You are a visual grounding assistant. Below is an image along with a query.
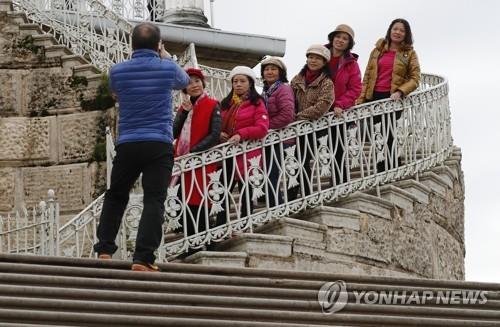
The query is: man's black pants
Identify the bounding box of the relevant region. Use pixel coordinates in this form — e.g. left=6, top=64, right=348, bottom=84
left=93, top=141, right=173, bottom=264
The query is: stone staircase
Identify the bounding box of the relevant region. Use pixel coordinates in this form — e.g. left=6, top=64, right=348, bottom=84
left=0, top=0, right=113, bottom=215
left=0, top=253, right=498, bottom=326
left=183, top=147, right=465, bottom=280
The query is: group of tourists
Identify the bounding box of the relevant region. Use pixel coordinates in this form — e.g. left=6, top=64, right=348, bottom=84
left=94, top=18, right=421, bottom=271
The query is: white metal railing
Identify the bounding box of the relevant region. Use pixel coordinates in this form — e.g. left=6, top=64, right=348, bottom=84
left=13, top=0, right=132, bottom=72
left=0, top=190, right=59, bottom=256
left=53, top=73, right=451, bottom=261
left=0, top=74, right=451, bottom=260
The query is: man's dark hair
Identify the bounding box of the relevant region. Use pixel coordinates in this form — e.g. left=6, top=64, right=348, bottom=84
left=131, top=23, right=161, bottom=51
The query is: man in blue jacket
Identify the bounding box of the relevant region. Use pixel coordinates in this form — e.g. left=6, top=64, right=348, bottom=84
left=94, top=22, right=190, bottom=271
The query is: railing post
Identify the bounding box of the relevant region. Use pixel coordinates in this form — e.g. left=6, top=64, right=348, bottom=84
left=47, top=189, right=60, bottom=256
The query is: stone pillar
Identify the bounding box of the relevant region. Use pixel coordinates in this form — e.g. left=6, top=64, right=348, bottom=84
left=161, top=0, right=210, bottom=28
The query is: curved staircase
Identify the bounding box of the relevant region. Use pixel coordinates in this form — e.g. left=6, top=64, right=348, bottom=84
left=0, top=253, right=498, bottom=326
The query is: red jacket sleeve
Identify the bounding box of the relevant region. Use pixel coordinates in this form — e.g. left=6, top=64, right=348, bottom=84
left=237, top=100, right=269, bottom=140
left=335, top=62, right=362, bottom=110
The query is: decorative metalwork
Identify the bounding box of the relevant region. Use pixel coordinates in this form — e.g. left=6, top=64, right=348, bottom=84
left=0, top=1, right=455, bottom=261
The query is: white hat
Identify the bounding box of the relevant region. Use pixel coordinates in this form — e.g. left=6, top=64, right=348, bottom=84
left=229, top=66, right=257, bottom=84
left=306, top=44, right=331, bottom=62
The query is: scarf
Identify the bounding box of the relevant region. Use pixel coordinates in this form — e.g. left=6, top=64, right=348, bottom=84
left=305, top=68, right=321, bottom=85
left=262, top=80, right=282, bottom=108
left=221, top=92, right=247, bottom=136
left=170, top=92, right=207, bottom=186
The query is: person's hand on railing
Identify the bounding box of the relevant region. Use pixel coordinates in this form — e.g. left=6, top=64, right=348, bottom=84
left=220, top=132, right=230, bottom=143
left=228, top=134, right=241, bottom=144
left=333, top=107, right=343, bottom=119
left=390, top=90, right=403, bottom=101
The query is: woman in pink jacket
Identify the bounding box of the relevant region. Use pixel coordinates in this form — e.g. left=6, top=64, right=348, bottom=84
left=260, top=56, right=295, bottom=207
left=216, top=66, right=269, bottom=226
left=325, top=24, right=362, bottom=184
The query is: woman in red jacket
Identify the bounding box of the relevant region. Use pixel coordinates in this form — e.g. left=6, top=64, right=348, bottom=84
left=325, top=24, right=362, bottom=184
left=172, top=68, right=221, bottom=241
left=216, top=66, right=269, bottom=227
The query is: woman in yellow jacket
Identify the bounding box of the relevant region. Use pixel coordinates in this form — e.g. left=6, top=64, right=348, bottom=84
left=358, top=18, right=420, bottom=103
left=358, top=18, right=420, bottom=172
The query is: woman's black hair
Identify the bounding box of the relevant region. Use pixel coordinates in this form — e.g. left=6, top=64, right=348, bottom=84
left=385, top=18, right=413, bottom=47
left=328, top=32, right=354, bottom=52
left=260, top=64, right=288, bottom=84
left=220, top=77, right=263, bottom=109
left=299, top=62, right=332, bottom=80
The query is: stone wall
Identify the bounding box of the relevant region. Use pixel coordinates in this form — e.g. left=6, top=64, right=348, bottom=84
left=0, top=162, right=106, bottom=213
left=203, top=149, right=466, bottom=280
left=0, top=111, right=111, bottom=164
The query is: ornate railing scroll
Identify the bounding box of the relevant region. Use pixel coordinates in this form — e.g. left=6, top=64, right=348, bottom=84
left=0, top=190, right=59, bottom=256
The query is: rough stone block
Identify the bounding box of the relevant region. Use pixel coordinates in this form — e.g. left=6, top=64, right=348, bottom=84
left=184, top=251, right=247, bottom=268
left=432, top=222, right=465, bottom=280
left=58, top=111, right=103, bottom=163
left=247, top=254, right=296, bottom=270
left=0, top=168, right=15, bottom=211
left=216, top=233, right=293, bottom=257
left=373, top=185, right=419, bottom=213
left=419, top=172, right=450, bottom=197
left=394, top=179, right=431, bottom=205
left=334, top=192, right=394, bottom=220
left=21, top=163, right=91, bottom=212
left=0, top=116, right=52, bottom=161
left=255, top=217, right=326, bottom=242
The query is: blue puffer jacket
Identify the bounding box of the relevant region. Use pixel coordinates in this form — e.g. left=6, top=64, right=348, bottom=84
left=109, top=49, right=190, bottom=145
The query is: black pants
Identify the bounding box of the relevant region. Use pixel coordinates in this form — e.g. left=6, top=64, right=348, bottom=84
left=287, top=129, right=328, bottom=200
left=215, top=159, right=253, bottom=227
left=371, top=91, right=402, bottom=171
left=147, top=0, right=158, bottom=21
left=264, top=143, right=291, bottom=207
left=330, top=124, right=347, bottom=185
left=94, top=141, right=173, bottom=264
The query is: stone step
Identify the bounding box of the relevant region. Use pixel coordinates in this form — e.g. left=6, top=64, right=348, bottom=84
left=44, top=44, right=72, bottom=58
left=333, top=191, right=395, bottom=220
left=0, top=254, right=499, bottom=326
left=255, top=217, right=327, bottom=242
left=31, top=34, right=57, bottom=47
left=302, top=206, right=361, bottom=231
left=6, top=11, right=26, bottom=24
left=86, top=73, right=104, bottom=88
left=0, top=0, right=12, bottom=11
left=61, top=54, right=89, bottom=69
left=393, top=178, right=431, bottom=204
left=419, top=171, right=451, bottom=197
left=214, top=233, right=293, bottom=258
left=366, top=184, right=420, bottom=212
left=431, top=165, right=458, bottom=187
left=17, top=23, right=42, bottom=37
left=183, top=251, right=247, bottom=267
left=72, top=64, right=101, bottom=78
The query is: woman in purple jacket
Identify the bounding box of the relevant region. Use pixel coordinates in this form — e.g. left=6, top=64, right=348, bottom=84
left=260, top=56, right=295, bottom=207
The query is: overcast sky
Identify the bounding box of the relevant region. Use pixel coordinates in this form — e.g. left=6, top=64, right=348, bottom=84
left=209, top=0, right=500, bottom=283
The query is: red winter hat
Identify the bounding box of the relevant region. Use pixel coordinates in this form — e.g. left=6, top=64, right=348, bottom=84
left=185, top=67, right=205, bottom=82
